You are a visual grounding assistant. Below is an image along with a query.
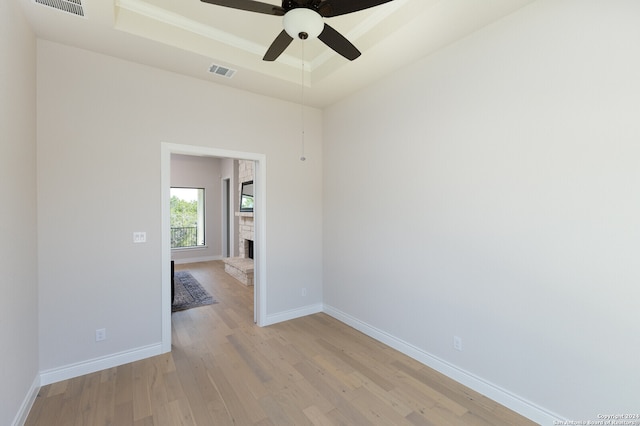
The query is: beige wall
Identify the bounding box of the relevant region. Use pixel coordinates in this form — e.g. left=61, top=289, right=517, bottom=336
left=17, top=0, right=640, bottom=422
left=170, top=154, right=224, bottom=263
left=0, top=0, right=39, bottom=424
left=36, top=40, right=323, bottom=373
left=323, top=0, right=640, bottom=421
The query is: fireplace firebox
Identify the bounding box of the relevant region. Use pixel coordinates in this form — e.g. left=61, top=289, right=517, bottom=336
left=245, top=239, right=254, bottom=259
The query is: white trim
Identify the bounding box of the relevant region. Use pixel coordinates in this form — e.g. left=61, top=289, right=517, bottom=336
left=322, top=304, right=563, bottom=425
left=264, top=303, right=323, bottom=326
left=116, top=0, right=305, bottom=70
left=39, top=343, right=162, bottom=386
left=12, top=375, right=40, bottom=426
left=161, top=143, right=267, bottom=336
left=172, top=255, right=222, bottom=265
left=310, top=0, right=410, bottom=70
left=117, top=0, right=407, bottom=72
left=221, top=177, right=231, bottom=258
left=171, top=245, right=210, bottom=251
left=161, top=145, right=172, bottom=352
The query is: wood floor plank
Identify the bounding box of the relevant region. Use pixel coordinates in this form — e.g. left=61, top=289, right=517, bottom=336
left=388, top=381, right=438, bottom=416
left=169, top=349, right=216, bottom=425
left=57, top=393, right=82, bottom=426
left=62, top=374, right=87, bottom=401
left=348, top=386, right=412, bottom=425
left=316, top=338, right=396, bottom=391
left=114, top=400, right=135, bottom=426
left=261, top=337, right=306, bottom=380
left=24, top=392, right=63, bottom=426
left=259, top=393, right=310, bottom=426
left=167, top=398, right=197, bottom=426
left=133, top=415, right=155, bottom=426
left=94, top=373, right=116, bottom=425
left=211, top=305, right=239, bottom=330
left=285, top=373, right=335, bottom=413
left=405, top=410, right=439, bottom=426
left=392, top=363, right=470, bottom=417
left=330, top=398, right=377, bottom=426
left=204, top=364, right=259, bottom=425
left=349, top=370, right=414, bottom=417
left=73, top=372, right=102, bottom=426
left=226, top=333, right=273, bottom=383
left=47, top=380, right=68, bottom=397
left=212, top=343, right=270, bottom=402
left=313, top=354, right=359, bottom=390
left=25, top=260, right=536, bottom=426
left=294, top=359, right=359, bottom=408
left=114, top=362, right=134, bottom=407
left=131, top=362, right=153, bottom=421
left=303, top=404, right=335, bottom=426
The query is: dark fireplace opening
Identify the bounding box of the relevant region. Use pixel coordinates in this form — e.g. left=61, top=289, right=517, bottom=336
left=247, top=239, right=254, bottom=259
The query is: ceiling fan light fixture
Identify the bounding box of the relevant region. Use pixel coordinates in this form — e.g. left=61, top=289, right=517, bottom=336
left=283, top=8, right=324, bottom=40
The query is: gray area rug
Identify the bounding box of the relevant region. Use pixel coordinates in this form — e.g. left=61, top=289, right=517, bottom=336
left=172, top=271, right=216, bottom=312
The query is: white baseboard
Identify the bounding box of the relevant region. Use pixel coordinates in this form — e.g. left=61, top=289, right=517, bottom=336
left=12, top=375, right=40, bottom=426
left=323, top=304, right=562, bottom=425
left=172, top=255, right=222, bottom=265
left=264, top=303, right=323, bottom=326
left=39, top=343, right=163, bottom=386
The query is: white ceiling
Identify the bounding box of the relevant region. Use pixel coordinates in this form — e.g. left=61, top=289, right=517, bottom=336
left=21, top=0, right=535, bottom=108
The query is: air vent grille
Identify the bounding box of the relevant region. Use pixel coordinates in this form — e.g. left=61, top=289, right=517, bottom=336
left=209, top=64, right=236, bottom=79
left=35, top=0, right=84, bottom=16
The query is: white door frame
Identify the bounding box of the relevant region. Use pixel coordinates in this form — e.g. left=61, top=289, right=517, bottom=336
left=221, top=177, right=231, bottom=258
left=160, top=143, right=267, bottom=353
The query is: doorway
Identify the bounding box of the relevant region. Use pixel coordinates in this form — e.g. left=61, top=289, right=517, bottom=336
left=160, top=143, right=267, bottom=353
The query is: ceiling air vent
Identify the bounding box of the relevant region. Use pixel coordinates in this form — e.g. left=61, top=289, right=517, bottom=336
left=209, top=64, right=236, bottom=79
left=35, top=0, right=84, bottom=16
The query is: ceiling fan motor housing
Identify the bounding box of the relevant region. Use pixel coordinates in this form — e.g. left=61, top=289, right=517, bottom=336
left=283, top=8, right=324, bottom=40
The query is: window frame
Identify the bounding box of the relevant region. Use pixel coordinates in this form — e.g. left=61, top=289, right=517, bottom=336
left=170, top=187, right=206, bottom=249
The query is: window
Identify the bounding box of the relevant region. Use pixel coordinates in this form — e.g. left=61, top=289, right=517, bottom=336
left=170, top=187, right=205, bottom=248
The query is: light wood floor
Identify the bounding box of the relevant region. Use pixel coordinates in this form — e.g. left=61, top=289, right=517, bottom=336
left=26, top=260, right=536, bottom=426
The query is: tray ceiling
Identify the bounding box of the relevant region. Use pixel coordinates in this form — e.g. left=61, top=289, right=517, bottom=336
left=21, top=0, right=535, bottom=107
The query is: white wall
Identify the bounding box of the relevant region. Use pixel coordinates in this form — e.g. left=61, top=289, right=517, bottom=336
left=221, top=158, right=239, bottom=257
left=37, top=40, right=323, bottom=374
left=0, top=0, right=39, bottom=424
left=323, top=0, right=640, bottom=422
left=170, top=154, right=223, bottom=263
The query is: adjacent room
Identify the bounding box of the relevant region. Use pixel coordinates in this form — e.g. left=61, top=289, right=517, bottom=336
left=3, top=0, right=639, bottom=425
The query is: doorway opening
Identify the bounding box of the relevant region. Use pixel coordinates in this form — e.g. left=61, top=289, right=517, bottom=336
left=161, top=143, right=267, bottom=353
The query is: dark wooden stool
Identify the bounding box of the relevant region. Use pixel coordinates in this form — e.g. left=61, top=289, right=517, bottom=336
left=171, top=260, right=175, bottom=304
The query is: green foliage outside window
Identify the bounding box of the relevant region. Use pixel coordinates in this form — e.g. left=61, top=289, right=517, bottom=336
left=170, top=196, right=198, bottom=228
left=170, top=188, right=204, bottom=248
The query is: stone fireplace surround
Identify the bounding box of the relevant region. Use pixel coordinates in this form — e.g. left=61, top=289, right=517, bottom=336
left=223, top=160, right=254, bottom=286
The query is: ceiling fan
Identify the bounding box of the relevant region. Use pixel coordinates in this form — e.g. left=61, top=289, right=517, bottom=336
left=200, top=0, right=395, bottom=61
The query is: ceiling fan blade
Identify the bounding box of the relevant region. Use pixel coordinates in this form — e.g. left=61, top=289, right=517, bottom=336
left=263, top=30, right=294, bottom=61
left=317, top=0, right=394, bottom=17
left=317, top=23, right=361, bottom=61
left=200, top=0, right=285, bottom=16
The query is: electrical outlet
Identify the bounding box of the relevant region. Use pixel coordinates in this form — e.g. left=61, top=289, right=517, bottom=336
left=96, top=328, right=107, bottom=342
left=453, top=335, right=463, bottom=352
left=133, top=232, right=146, bottom=243
left=301, top=288, right=307, bottom=297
